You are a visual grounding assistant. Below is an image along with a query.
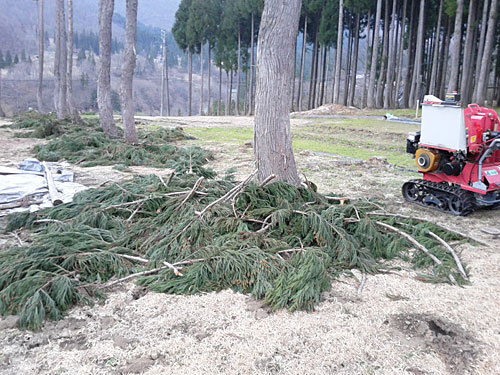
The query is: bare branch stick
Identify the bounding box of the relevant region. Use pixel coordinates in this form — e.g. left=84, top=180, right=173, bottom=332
left=175, top=177, right=204, bottom=212
left=375, top=221, right=458, bottom=285
left=368, top=212, right=491, bottom=248
left=101, top=266, right=169, bottom=289
left=259, top=174, right=276, bottom=187
left=428, top=231, right=468, bottom=280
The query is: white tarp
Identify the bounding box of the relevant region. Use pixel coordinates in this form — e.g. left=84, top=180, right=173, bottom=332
left=0, top=159, right=87, bottom=216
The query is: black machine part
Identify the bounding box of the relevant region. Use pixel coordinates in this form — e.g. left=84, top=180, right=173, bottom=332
left=442, top=162, right=462, bottom=176
left=406, top=131, right=421, bottom=155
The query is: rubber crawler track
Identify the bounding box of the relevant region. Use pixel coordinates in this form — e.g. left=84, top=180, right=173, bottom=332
left=402, top=179, right=476, bottom=216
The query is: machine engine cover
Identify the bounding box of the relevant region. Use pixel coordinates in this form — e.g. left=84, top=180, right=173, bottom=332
left=415, top=148, right=440, bottom=172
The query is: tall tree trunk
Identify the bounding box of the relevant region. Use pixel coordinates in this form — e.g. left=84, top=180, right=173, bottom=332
left=37, top=0, right=44, bottom=112
left=207, top=47, right=211, bottom=115
left=320, top=43, right=328, bottom=105
left=438, top=18, right=452, bottom=98
left=0, top=70, right=5, bottom=117
left=297, top=16, right=307, bottom=111
left=254, top=0, right=301, bottom=186
left=333, top=0, right=344, bottom=104
left=403, top=0, right=417, bottom=107
left=429, top=0, right=443, bottom=95
left=229, top=70, right=233, bottom=114
left=67, top=0, right=81, bottom=123
left=367, top=0, right=382, bottom=108
left=348, top=13, right=360, bottom=107
left=475, top=0, right=498, bottom=105
left=460, top=0, right=476, bottom=104
left=394, top=0, right=407, bottom=107
left=362, top=10, right=371, bottom=108
left=473, top=0, right=490, bottom=101
left=376, top=0, right=390, bottom=108
left=409, top=0, right=426, bottom=107
left=225, top=70, right=230, bottom=115
left=218, top=66, right=222, bottom=115
left=200, top=43, right=204, bottom=115
left=308, top=24, right=319, bottom=109
left=447, top=0, right=464, bottom=92
left=343, top=16, right=353, bottom=106
left=161, top=35, right=170, bottom=116
left=55, top=0, right=68, bottom=119
left=236, top=30, right=241, bottom=116
left=188, top=49, right=192, bottom=116
left=315, top=44, right=322, bottom=107
left=247, top=12, right=255, bottom=115
left=121, top=0, right=138, bottom=144
left=97, top=0, right=117, bottom=135
left=384, top=0, right=398, bottom=108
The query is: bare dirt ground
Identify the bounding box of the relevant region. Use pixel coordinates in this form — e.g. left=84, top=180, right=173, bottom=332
left=0, top=116, right=499, bottom=375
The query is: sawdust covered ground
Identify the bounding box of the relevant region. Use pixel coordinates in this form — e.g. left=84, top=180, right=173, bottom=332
left=0, top=117, right=499, bottom=375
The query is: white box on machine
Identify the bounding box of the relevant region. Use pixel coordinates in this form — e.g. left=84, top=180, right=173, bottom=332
left=420, top=104, right=467, bottom=152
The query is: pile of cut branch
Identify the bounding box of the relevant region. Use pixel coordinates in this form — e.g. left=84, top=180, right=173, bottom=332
left=1, top=172, right=470, bottom=330
left=8, top=112, right=214, bottom=177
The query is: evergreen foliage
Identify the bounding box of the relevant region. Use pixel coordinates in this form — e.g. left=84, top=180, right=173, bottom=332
left=9, top=113, right=215, bottom=177
left=2, top=173, right=470, bottom=330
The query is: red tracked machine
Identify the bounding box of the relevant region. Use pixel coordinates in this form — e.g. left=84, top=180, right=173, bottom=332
left=403, top=93, right=500, bottom=215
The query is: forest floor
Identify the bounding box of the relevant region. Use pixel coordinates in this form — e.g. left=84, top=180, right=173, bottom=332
left=0, top=114, right=499, bottom=375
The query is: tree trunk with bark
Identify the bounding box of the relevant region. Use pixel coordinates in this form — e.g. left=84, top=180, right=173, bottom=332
left=37, top=0, right=44, bottom=112
left=236, top=30, right=241, bottom=116
left=67, top=0, right=82, bottom=123
left=98, top=0, right=117, bottom=136
left=247, top=13, right=255, bottom=115
left=188, top=49, right=192, bottom=115
left=120, top=0, right=138, bottom=144
left=394, top=0, right=407, bottom=107
left=428, top=0, right=443, bottom=95
left=473, top=0, right=490, bottom=101
left=297, top=16, right=307, bottom=112
left=308, top=25, right=319, bottom=109
left=438, top=18, right=452, bottom=98
left=402, top=0, right=416, bottom=107
left=447, top=0, right=464, bottom=92
left=254, top=0, right=301, bottom=186
left=409, top=0, right=426, bottom=107
left=376, top=0, right=390, bottom=108
left=333, top=0, right=344, bottom=104
left=207, top=47, right=211, bottom=115
left=367, top=0, right=382, bottom=108
left=475, top=0, right=498, bottom=105
left=383, top=0, right=398, bottom=108
left=55, top=0, right=68, bottom=119
left=200, top=43, right=204, bottom=115
left=348, top=13, right=360, bottom=107
left=343, top=17, right=353, bottom=106
left=361, top=10, right=371, bottom=108
left=460, top=0, right=476, bottom=104
left=218, top=66, right=222, bottom=115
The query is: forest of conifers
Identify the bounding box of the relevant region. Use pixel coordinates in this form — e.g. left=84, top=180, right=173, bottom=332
left=172, top=0, right=499, bottom=114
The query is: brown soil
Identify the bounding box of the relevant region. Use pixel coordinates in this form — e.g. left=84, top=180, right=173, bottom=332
left=1, top=118, right=499, bottom=375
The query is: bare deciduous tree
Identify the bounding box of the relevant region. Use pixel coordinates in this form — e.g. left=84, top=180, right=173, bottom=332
left=98, top=0, right=118, bottom=136
left=254, top=0, right=301, bottom=186
left=121, top=0, right=139, bottom=144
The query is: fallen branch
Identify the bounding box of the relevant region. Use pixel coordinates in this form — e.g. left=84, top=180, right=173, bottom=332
left=166, top=171, right=258, bottom=250
left=368, top=212, right=491, bottom=248
left=375, top=221, right=458, bottom=285
left=12, top=231, right=24, bottom=246
left=428, top=231, right=468, bottom=281
left=259, top=174, right=276, bottom=187
left=175, top=177, right=204, bottom=212
left=101, top=265, right=169, bottom=289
